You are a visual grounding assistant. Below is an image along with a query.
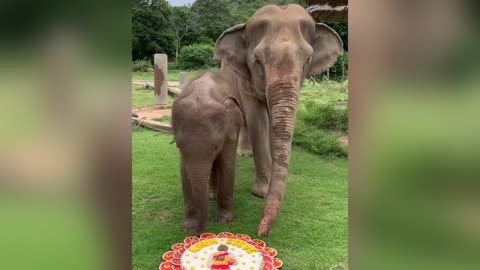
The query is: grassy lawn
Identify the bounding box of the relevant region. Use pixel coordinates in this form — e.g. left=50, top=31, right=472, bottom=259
left=132, top=70, right=348, bottom=110
left=132, top=84, right=174, bottom=108
left=132, top=69, right=213, bottom=108
left=300, top=80, right=348, bottom=109
left=153, top=116, right=171, bottom=123
left=132, top=128, right=348, bottom=270
left=133, top=69, right=213, bottom=81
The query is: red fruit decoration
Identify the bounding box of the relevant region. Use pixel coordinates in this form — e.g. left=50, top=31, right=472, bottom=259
left=158, top=232, right=283, bottom=269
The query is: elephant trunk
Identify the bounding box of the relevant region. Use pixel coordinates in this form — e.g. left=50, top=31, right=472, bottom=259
left=258, top=65, right=301, bottom=236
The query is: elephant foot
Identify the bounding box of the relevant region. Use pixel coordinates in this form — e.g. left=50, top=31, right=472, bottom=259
left=251, top=181, right=269, bottom=198
left=182, top=219, right=204, bottom=235
left=237, top=148, right=253, bottom=157
left=217, top=208, right=234, bottom=223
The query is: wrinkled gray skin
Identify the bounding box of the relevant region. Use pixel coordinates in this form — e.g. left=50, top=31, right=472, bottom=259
left=172, top=71, right=244, bottom=235
left=237, top=125, right=253, bottom=157
left=214, top=4, right=343, bottom=235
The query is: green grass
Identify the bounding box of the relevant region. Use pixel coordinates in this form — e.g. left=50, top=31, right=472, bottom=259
left=132, top=128, right=348, bottom=270
left=132, top=85, right=154, bottom=107
left=153, top=116, right=171, bottom=123
left=133, top=69, right=213, bottom=81
left=132, top=70, right=347, bottom=109
left=132, top=69, right=212, bottom=108
left=0, top=197, right=106, bottom=270
left=300, top=80, right=348, bottom=110
left=294, top=121, right=347, bottom=158
left=132, top=85, right=175, bottom=108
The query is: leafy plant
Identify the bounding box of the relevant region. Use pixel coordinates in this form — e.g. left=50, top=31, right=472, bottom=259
left=132, top=59, right=152, bottom=72
left=293, top=121, right=347, bottom=157
left=177, top=44, right=217, bottom=70
left=299, top=102, right=348, bottom=132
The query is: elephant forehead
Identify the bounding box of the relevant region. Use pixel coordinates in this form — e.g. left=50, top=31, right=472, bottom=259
left=246, top=6, right=315, bottom=44
left=253, top=3, right=309, bottom=17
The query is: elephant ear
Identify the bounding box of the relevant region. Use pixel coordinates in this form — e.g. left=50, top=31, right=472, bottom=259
left=214, top=24, right=250, bottom=80
left=308, top=23, right=344, bottom=77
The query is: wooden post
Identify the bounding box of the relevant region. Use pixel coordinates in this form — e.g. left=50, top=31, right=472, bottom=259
left=154, top=54, right=168, bottom=109
left=179, top=72, right=188, bottom=89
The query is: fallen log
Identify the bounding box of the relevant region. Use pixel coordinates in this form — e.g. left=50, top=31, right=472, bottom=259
left=132, top=118, right=172, bottom=134
left=168, top=87, right=181, bottom=96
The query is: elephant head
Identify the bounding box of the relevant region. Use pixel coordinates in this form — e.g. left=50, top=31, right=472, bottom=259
left=214, top=4, right=343, bottom=235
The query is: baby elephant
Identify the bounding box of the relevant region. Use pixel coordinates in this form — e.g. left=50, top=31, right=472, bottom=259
left=172, top=71, right=244, bottom=235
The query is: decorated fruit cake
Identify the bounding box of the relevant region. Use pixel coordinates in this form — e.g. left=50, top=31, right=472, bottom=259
left=159, top=232, right=283, bottom=270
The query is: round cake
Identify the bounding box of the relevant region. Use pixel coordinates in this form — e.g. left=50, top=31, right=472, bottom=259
left=181, top=236, right=264, bottom=270
left=159, top=232, right=283, bottom=270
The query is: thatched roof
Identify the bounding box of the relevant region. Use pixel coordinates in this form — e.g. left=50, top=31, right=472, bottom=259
left=303, top=0, right=348, bottom=23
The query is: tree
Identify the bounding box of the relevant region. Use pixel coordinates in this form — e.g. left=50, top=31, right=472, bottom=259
left=132, top=0, right=175, bottom=60
left=170, top=6, right=199, bottom=63
left=191, top=0, right=235, bottom=42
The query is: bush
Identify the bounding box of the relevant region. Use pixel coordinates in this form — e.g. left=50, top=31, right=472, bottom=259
left=132, top=59, right=151, bottom=72
left=293, top=121, right=347, bottom=157
left=194, top=36, right=215, bottom=46
left=168, top=61, right=180, bottom=70
left=293, top=101, right=348, bottom=157
left=299, top=102, right=348, bottom=132
left=177, top=44, right=218, bottom=70
left=338, top=108, right=348, bottom=133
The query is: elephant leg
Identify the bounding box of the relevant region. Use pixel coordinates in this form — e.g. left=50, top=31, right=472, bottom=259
left=208, top=168, right=217, bottom=200
left=215, top=137, right=238, bottom=223
left=180, top=155, right=210, bottom=235
left=237, top=124, right=253, bottom=157
left=243, top=95, right=272, bottom=198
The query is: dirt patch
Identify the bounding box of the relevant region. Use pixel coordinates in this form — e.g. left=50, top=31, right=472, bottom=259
left=338, top=135, right=348, bottom=146
left=133, top=107, right=172, bottom=121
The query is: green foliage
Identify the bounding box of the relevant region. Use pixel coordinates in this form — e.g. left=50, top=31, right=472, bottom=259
left=225, top=0, right=305, bottom=24
left=177, top=44, right=218, bottom=70
left=170, top=6, right=199, bottom=61
left=293, top=101, right=348, bottom=157
left=132, top=0, right=175, bottom=60
left=131, top=0, right=348, bottom=69
left=193, top=35, right=215, bottom=46
left=191, top=0, right=235, bottom=42
left=293, top=121, right=347, bottom=157
left=299, top=101, right=348, bottom=132
left=168, top=61, right=180, bottom=70
left=132, top=59, right=151, bottom=72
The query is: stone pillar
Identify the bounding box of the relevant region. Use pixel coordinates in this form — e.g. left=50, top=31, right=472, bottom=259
left=154, top=54, right=168, bottom=109
left=179, top=72, right=188, bottom=89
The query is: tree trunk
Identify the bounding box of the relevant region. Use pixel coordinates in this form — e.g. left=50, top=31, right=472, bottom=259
left=175, top=32, right=180, bottom=64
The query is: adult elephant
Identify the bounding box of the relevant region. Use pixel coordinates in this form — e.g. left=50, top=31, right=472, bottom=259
left=214, top=4, right=343, bottom=236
